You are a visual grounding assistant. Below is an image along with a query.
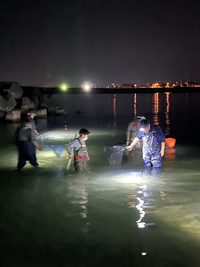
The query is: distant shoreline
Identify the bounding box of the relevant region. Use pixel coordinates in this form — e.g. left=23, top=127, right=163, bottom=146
left=21, top=86, right=200, bottom=94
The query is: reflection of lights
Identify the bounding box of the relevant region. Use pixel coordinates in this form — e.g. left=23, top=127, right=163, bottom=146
left=113, top=94, right=117, bottom=128
left=140, top=127, right=145, bottom=131
left=142, top=252, right=147, bottom=256
left=79, top=187, right=88, bottom=219
left=121, top=173, right=143, bottom=184
left=133, top=93, right=137, bottom=118
left=136, top=197, right=146, bottom=228
left=165, top=92, right=171, bottom=137
left=113, top=94, right=116, bottom=116
left=164, top=148, right=176, bottom=163
left=159, top=191, right=166, bottom=197
left=41, top=131, right=69, bottom=140
left=128, top=202, right=136, bottom=208
left=137, top=222, right=145, bottom=228
left=92, top=170, right=144, bottom=187
left=68, top=181, right=88, bottom=220
left=153, top=93, right=159, bottom=126
left=139, top=185, right=147, bottom=189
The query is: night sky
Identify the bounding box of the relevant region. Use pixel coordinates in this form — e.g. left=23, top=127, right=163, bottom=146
left=1, top=0, right=200, bottom=87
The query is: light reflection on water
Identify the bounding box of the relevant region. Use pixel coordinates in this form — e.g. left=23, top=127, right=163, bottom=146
left=165, top=92, right=171, bottom=137
left=0, top=92, right=200, bottom=266
left=152, top=92, right=159, bottom=126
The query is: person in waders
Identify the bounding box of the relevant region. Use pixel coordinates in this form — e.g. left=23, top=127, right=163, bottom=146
left=128, top=119, right=165, bottom=172
left=16, top=118, right=42, bottom=170
left=27, top=111, right=39, bottom=135
left=126, top=116, right=146, bottom=149
left=66, top=128, right=90, bottom=171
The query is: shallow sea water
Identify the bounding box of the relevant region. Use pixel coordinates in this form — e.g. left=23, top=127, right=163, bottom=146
left=1, top=92, right=200, bottom=266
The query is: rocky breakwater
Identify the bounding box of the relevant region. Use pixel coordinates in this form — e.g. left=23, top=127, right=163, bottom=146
left=0, top=82, right=47, bottom=122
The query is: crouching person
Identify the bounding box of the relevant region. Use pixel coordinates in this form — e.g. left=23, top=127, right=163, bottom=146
left=66, top=128, right=90, bottom=171
left=17, top=118, right=42, bottom=170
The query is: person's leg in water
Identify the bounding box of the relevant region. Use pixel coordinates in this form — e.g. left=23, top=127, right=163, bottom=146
left=29, top=153, right=39, bottom=166
left=17, top=150, right=26, bottom=169
left=74, top=158, right=88, bottom=172
left=143, top=152, right=152, bottom=174
left=151, top=152, right=162, bottom=175
left=74, top=158, right=83, bottom=171
left=28, top=145, right=38, bottom=167
left=17, top=143, right=26, bottom=169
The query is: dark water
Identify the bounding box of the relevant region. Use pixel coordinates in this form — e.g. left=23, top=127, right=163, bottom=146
left=1, top=92, right=200, bottom=267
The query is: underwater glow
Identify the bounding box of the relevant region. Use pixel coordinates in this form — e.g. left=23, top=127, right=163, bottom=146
left=41, top=129, right=77, bottom=140
left=121, top=172, right=143, bottom=184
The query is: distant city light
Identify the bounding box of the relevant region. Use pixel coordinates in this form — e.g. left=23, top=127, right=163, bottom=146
left=81, top=81, right=92, bottom=92
left=60, top=83, right=69, bottom=91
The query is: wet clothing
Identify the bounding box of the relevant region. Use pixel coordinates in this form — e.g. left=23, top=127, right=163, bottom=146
left=66, top=138, right=88, bottom=171
left=17, top=126, right=38, bottom=169
left=126, top=118, right=143, bottom=148
left=137, top=125, right=165, bottom=168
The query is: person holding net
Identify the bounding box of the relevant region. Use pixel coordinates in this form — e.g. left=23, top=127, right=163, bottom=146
left=128, top=119, right=165, bottom=171
left=66, top=128, right=90, bottom=171
left=16, top=118, right=42, bottom=170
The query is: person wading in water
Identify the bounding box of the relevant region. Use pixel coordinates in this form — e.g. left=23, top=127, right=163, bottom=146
left=66, top=128, right=90, bottom=171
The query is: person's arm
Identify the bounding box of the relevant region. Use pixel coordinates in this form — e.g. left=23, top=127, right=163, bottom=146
left=34, top=129, right=39, bottom=135
left=66, top=143, right=73, bottom=159
left=126, top=123, right=132, bottom=146
left=29, top=119, right=39, bottom=134
left=85, top=149, right=89, bottom=158
left=31, top=130, right=42, bottom=151
left=156, top=127, right=165, bottom=157
left=34, top=142, right=43, bottom=151
left=85, top=147, right=90, bottom=161
left=66, top=139, right=78, bottom=159
left=160, top=142, right=165, bottom=157
left=128, top=137, right=140, bottom=150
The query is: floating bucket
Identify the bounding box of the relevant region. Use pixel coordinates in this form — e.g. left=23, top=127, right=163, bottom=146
left=165, top=138, right=176, bottom=148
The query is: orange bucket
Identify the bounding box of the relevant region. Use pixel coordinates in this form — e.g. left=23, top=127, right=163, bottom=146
left=165, top=138, right=176, bottom=148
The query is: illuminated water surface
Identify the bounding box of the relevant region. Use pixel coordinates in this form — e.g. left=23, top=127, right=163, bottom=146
left=0, top=92, right=200, bottom=266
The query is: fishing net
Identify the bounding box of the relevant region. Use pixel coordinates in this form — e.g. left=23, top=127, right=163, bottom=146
left=39, top=134, right=65, bottom=158
left=43, top=145, right=65, bottom=158
left=36, top=134, right=48, bottom=148
left=103, top=146, right=125, bottom=167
